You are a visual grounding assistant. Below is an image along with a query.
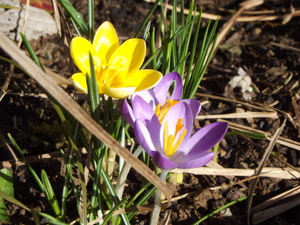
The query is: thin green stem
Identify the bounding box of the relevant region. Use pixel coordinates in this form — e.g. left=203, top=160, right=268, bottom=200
left=149, top=169, right=170, bottom=225
left=191, top=194, right=255, bottom=225
left=116, top=145, right=144, bottom=199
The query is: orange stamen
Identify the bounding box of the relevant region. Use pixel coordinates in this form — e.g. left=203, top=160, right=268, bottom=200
left=163, top=118, right=187, bottom=158
left=154, top=99, right=179, bottom=123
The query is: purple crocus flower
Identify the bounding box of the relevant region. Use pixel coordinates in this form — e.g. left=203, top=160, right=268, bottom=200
left=132, top=100, right=228, bottom=170
left=120, top=72, right=228, bottom=170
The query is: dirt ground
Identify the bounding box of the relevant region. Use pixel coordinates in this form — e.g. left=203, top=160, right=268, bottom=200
left=1, top=0, right=300, bottom=224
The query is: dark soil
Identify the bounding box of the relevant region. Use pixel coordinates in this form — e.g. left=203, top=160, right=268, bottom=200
left=1, top=0, right=300, bottom=224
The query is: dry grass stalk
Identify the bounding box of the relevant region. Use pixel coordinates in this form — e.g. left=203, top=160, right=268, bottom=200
left=195, top=93, right=276, bottom=112
left=251, top=185, right=300, bottom=214
left=251, top=185, right=300, bottom=224
left=196, top=111, right=278, bottom=119
left=252, top=190, right=300, bottom=224
left=172, top=166, right=300, bottom=180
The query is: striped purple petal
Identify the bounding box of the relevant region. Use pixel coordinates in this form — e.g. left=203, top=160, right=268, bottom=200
left=182, top=99, right=201, bottom=118
left=132, top=95, right=155, bottom=125
left=176, top=152, right=215, bottom=169
left=132, top=89, right=156, bottom=109
left=120, top=99, right=135, bottom=127
left=134, top=119, right=156, bottom=157
left=184, top=122, right=228, bottom=157
left=151, top=151, right=178, bottom=170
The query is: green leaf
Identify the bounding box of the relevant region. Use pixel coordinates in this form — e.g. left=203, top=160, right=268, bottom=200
left=101, top=168, right=130, bottom=225
left=87, top=0, right=94, bottom=41
left=191, top=194, right=255, bottom=224
left=58, top=0, right=88, bottom=35
left=0, top=4, right=22, bottom=9
left=86, top=52, right=100, bottom=116
left=0, top=169, right=14, bottom=221
left=20, top=33, right=44, bottom=71
left=7, top=134, right=45, bottom=192
left=102, top=198, right=128, bottom=225
left=225, top=131, right=267, bottom=140
left=134, top=0, right=162, bottom=38
left=41, top=170, right=62, bottom=219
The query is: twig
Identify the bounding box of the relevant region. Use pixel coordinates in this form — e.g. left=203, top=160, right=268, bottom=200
left=195, top=93, right=275, bottom=112
left=292, top=97, right=300, bottom=137
left=18, top=0, right=30, bottom=45
left=252, top=191, right=300, bottom=224
left=196, top=111, right=278, bottom=119
left=251, top=185, right=300, bottom=214
left=270, top=41, right=300, bottom=54
left=172, top=166, right=300, bottom=180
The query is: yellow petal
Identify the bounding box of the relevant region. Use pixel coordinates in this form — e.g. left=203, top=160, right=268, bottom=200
left=100, top=86, right=136, bottom=99
left=93, top=21, right=119, bottom=63
left=71, top=73, right=88, bottom=94
left=132, top=69, right=163, bottom=92
left=70, top=37, right=100, bottom=74
left=108, top=38, right=146, bottom=77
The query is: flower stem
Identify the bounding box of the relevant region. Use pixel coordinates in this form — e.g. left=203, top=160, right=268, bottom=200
left=150, top=169, right=170, bottom=225
left=116, top=145, right=144, bottom=199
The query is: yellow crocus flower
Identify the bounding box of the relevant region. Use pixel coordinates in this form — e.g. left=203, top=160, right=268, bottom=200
left=70, top=21, right=162, bottom=99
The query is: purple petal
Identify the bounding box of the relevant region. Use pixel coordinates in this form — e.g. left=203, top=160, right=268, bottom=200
left=153, top=72, right=183, bottom=104
left=132, top=95, right=155, bottom=125
left=132, top=89, right=157, bottom=110
left=176, top=152, right=215, bottom=169
left=182, top=99, right=201, bottom=118
left=185, top=122, right=228, bottom=157
left=120, top=99, right=135, bottom=127
left=151, top=151, right=178, bottom=170
left=134, top=119, right=156, bottom=157
left=146, top=115, right=164, bottom=154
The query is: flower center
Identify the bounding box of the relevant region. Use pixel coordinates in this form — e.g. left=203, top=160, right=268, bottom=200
left=163, top=119, right=187, bottom=158
left=154, top=99, right=179, bottom=123
left=99, top=62, right=118, bottom=87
